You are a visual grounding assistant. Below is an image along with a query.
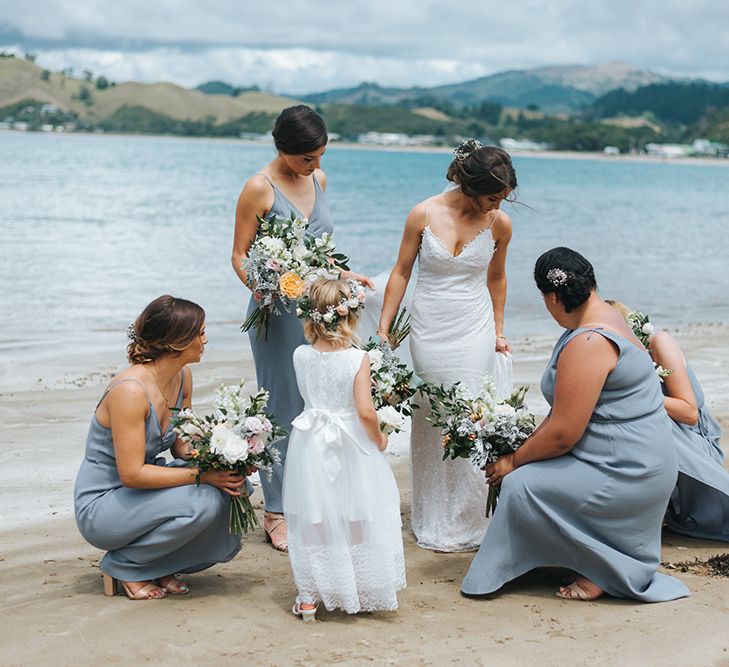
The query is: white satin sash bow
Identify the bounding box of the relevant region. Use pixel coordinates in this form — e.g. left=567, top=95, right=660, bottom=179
left=292, top=408, right=370, bottom=481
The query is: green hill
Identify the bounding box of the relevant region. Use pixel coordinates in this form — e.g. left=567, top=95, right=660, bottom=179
left=302, top=63, right=672, bottom=114
left=587, top=81, right=729, bottom=125
left=0, top=57, right=297, bottom=124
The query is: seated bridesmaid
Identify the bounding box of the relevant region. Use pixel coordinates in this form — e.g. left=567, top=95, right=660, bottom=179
left=608, top=300, right=729, bottom=542
left=461, top=247, right=689, bottom=602
left=74, top=295, right=243, bottom=600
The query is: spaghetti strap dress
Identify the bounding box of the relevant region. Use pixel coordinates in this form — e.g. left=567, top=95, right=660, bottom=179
left=461, top=328, right=690, bottom=602
left=665, top=362, right=729, bottom=542
left=245, top=174, right=334, bottom=513
left=74, top=372, right=241, bottom=581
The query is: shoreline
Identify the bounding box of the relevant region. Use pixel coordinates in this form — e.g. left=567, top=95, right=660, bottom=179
left=8, top=129, right=729, bottom=167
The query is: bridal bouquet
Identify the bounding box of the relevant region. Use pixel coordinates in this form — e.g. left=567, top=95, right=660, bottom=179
left=626, top=310, right=673, bottom=380
left=422, top=378, right=535, bottom=516
left=364, top=308, right=416, bottom=435
left=242, top=212, right=350, bottom=340
left=171, top=381, right=285, bottom=534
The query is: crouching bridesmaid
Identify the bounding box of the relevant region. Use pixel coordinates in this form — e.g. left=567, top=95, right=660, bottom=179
left=74, top=295, right=243, bottom=600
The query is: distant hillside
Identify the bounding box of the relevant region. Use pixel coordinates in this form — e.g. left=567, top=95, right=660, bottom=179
left=587, top=81, right=729, bottom=124
left=196, top=80, right=262, bottom=96
left=0, top=57, right=297, bottom=124
left=301, top=63, right=672, bottom=114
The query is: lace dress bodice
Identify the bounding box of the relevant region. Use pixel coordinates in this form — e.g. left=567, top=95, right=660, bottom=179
left=293, top=346, right=364, bottom=413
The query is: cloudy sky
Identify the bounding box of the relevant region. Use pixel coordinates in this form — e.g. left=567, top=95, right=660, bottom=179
left=1, top=1, right=728, bottom=93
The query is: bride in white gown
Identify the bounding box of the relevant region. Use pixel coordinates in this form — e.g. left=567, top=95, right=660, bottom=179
left=378, top=141, right=517, bottom=552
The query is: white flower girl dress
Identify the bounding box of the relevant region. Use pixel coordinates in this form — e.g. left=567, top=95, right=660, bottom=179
left=283, top=345, right=406, bottom=613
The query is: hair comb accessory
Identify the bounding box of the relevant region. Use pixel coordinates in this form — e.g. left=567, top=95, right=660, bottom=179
left=126, top=322, right=138, bottom=342
left=546, top=268, right=569, bottom=287
left=453, top=138, right=484, bottom=162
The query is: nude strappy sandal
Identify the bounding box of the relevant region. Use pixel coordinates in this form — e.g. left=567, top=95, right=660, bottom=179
left=103, top=573, right=167, bottom=600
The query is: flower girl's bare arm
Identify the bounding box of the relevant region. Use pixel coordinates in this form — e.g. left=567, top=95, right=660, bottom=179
left=354, top=354, right=388, bottom=451
left=378, top=204, right=426, bottom=339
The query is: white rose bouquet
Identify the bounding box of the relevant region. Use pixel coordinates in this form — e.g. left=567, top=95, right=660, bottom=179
left=421, top=378, right=535, bottom=516
left=241, top=213, right=350, bottom=340
left=171, top=381, right=285, bottom=534
left=363, top=308, right=416, bottom=434
left=626, top=310, right=674, bottom=381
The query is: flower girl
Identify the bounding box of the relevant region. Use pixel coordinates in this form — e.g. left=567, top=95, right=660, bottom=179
left=283, top=277, right=406, bottom=621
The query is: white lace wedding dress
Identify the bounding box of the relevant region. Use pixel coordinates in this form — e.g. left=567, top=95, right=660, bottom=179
left=409, top=209, right=501, bottom=552
left=283, top=346, right=406, bottom=612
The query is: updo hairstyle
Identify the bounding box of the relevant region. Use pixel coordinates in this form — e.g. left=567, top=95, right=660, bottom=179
left=534, top=247, right=597, bottom=313
left=446, top=144, right=517, bottom=199
left=302, top=278, right=361, bottom=347
left=272, top=105, right=328, bottom=155
left=127, top=295, right=205, bottom=364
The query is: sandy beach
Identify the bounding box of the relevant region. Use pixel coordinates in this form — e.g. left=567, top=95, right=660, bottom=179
left=2, top=327, right=729, bottom=666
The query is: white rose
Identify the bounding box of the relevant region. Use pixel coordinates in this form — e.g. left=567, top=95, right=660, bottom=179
left=244, top=416, right=265, bottom=434
left=641, top=323, right=654, bottom=335
left=209, top=423, right=233, bottom=455
left=292, top=244, right=310, bottom=261
left=323, top=312, right=335, bottom=323
left=493, top=403, right=516, bottom=417
left=368, top=349, right=384, bottom=371
left=377, top=406, right=405, bottom=434
left=347, top=298, right=360, bottom=309
left=220, top=432, right=249, bottom=465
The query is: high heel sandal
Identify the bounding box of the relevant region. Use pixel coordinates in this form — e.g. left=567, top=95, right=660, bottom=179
left=102, top=572, right=167, bottom=600
left=158, top=575, right=190, bottom=595
left=263, top=511, right=288, bottom=552
left=555, top=581, right=603, bottom=601
left=292, top=599, right=318, bottom=623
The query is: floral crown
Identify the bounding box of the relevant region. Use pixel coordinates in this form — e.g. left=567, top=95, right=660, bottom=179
left=296, top=278, right=366, bottom=330
left=546, top=267, right=570, bottom=287
left=453, top=138, right=484, bottom=162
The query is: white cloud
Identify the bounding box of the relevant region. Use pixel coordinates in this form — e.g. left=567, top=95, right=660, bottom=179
left=1, top=0, right=728, bottom=91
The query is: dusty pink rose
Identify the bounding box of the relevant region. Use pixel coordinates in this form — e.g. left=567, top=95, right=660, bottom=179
left=247, top=435, right=265, bottom=455
left=336, top=304, right=349, bottom=316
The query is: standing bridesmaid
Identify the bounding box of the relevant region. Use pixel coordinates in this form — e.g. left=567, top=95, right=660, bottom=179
left=232, top=105, right=372, bottom=551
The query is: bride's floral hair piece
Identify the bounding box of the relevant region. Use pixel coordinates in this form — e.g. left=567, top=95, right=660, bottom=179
left=453, top=138, right=484, bottom=162
left=546, top=268, right=569, bottom=287
left=126, top=322, right=137, bottom=342
left=297, top=277, right=366, bottom=343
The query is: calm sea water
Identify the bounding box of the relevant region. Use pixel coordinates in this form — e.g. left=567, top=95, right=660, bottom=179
left=1, top=132, right=728, bottom=363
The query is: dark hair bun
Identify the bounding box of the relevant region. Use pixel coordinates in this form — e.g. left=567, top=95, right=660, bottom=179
left=534, top=247, right=597, bottom=313
left=127, top=295, right=205, bottom=364
left=446, top=145, right=517, bottom=198
left=272, top=105, right=328, bottom=155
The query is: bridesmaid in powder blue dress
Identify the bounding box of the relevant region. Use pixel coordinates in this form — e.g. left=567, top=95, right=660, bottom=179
left=608, top=302, right=728, bottom=543
left=664, top=363, right=729, bottom=541
left=74, top=296, right=243, bottom=600
left=462, top=248, right=689, bottom=602
left=232, top=106, right=372, bottom=551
